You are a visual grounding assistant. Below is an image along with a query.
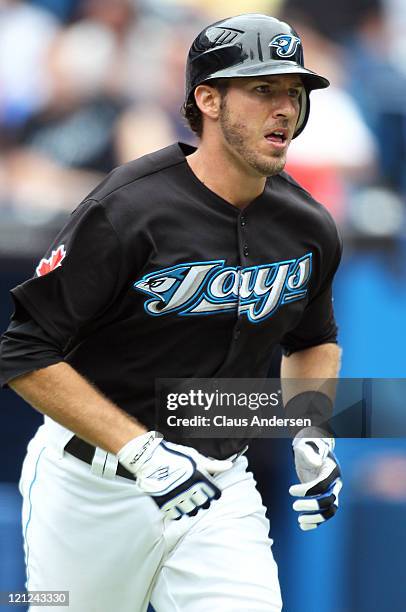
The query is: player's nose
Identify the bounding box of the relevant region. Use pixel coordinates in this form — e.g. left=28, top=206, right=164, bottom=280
left=270, top=91, right=299, bottom=121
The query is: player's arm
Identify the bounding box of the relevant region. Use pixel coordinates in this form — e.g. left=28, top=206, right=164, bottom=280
left=8, top=359, right=232, bottom=521
left=278, top=214, right=343, bottom=530
left=8, top=362, right=146, bottom=454
left=281, top=343, right=343, bottom=531
left=281, top=342, right=341, bottom=401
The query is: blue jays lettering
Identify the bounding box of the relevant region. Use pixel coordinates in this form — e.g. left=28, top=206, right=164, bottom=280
left=133, top=254, right=312, bottom=323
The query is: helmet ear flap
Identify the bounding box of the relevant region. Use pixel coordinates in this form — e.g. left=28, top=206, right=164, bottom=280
left=293, top=88, right=310, bottom=138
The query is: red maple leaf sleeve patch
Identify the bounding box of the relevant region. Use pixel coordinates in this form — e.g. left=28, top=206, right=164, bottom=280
left=36, top=245, right=67, bottom=277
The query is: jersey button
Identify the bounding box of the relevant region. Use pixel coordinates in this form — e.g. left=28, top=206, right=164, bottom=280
left=240, top=216, right=246, bottom=227
left=243, top=245, right=249, bottom=257
left=234, top=329, right=241, bottom=340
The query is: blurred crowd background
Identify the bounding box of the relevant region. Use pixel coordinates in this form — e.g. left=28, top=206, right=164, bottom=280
left=1, top=1, right=406, bottom=611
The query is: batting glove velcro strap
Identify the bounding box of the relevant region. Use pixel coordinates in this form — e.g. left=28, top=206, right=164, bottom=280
left=117, top=432, right=233, bottom=520
left=290, top=436, right=342, bottom=531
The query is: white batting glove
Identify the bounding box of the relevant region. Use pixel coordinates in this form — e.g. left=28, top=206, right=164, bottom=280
left=289, top=430, right=342, bottom=531
left=117, top=432, right=233, bottom=520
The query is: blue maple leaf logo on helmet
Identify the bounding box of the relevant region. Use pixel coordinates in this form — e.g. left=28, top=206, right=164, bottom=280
left=269, top=34, right=301, bottom=58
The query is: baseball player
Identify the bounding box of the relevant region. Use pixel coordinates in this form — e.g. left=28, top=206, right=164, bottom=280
left=0, top=14, right=343, bottom=612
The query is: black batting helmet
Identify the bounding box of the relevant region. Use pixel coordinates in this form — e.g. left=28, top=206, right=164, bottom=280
left=185, top=13, right=330, bottom=138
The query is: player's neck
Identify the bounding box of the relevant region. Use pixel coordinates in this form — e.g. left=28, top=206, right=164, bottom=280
left=187, top=143, right=267, bottom=210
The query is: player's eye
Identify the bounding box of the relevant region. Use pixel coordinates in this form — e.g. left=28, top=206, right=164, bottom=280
left=254, top=85, right=303, bottom=98
left=255, top=85, right=271, bottom=94
left=288, top=88, right=303, bottom=99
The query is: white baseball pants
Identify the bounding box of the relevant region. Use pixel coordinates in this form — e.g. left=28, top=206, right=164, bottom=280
left=19, top=422, right=282, bottom=612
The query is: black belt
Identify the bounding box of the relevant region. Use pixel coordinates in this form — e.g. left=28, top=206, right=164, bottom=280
left=64, top=436, right=135, bottom=480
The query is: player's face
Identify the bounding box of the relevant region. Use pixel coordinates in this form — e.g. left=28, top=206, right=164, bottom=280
left=217, top=75, right=303, bottom=177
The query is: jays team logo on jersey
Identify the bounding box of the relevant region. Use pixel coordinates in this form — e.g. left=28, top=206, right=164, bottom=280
left=269, top=34, right=301, bottom=58
left=133, top=254, right=312, bottom=323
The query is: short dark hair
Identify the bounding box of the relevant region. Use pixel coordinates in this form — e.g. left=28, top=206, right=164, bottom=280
left=182, top=79, right=229, bottom=138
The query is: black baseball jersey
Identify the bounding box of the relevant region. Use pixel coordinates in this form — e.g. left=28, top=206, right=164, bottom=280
left=0, top=143, right=341, bottom=458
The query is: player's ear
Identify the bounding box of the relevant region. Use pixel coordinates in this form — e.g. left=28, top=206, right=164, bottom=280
left=194, top=84, right=222, bottom=121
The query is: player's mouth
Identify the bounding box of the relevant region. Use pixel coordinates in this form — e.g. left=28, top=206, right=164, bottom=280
left=264, top=128, right=288, bottom=149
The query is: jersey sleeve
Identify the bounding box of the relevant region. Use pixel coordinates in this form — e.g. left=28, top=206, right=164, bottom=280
left=280, top=225, right=342, bottom=356
left=9, top=199, right=129, bottom=350
left=0, top=313, right=63, bottom=387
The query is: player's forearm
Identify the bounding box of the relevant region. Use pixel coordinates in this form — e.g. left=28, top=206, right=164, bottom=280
left=280, top=342, right=341, bottom=405
left=8, top=362, right=147, bottom=454
left=281, top=343, right=341, bottom=378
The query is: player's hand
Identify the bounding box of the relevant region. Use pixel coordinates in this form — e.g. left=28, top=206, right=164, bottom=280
left=117, top=432, right=233, bottom=520
left=289, top=432, right=342, bottom=531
